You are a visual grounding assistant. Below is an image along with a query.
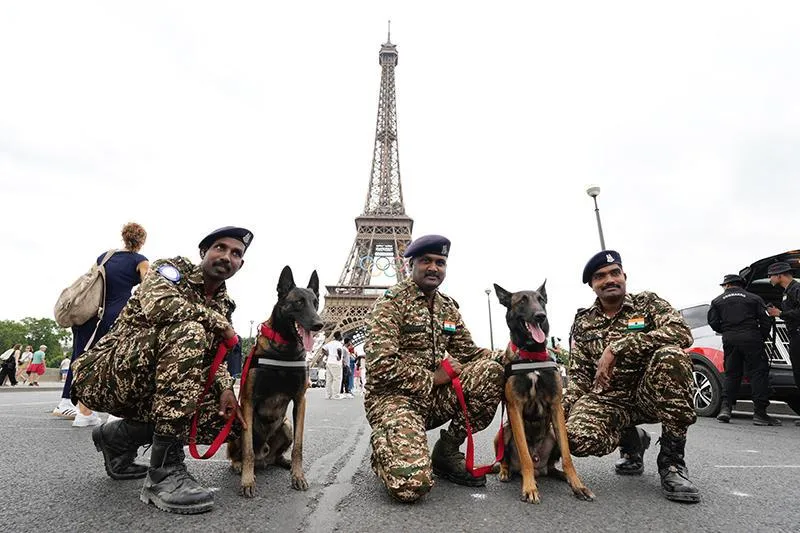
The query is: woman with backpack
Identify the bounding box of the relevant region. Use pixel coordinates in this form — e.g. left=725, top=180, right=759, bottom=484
left=53, top=222, right=149, bottom=427
left=0, top=344, right=22, bottom=386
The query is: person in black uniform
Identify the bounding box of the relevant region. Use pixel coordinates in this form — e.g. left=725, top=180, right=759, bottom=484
left=766, top=261, right=800, bottom=427
left=707, top=274, right=779, bottom=425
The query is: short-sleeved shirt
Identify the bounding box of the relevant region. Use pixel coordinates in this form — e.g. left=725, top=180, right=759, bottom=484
left=60, top=358, right=71, bottom=371
left=32, top=350, right=46, bottom=364
left=324, top=341, right=343, bottom=364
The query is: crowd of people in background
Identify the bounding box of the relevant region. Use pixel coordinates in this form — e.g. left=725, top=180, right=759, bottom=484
left=0, top=344, right=43, bottom=386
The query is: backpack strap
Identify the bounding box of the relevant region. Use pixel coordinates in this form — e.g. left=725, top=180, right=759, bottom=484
left=82, top=250, right=118, bottom=352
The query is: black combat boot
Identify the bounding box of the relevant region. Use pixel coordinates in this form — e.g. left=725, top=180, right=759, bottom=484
left=92, top=419, right=153, bottom=480
left=140, top=434, right=214, bottom=514
left=431, top=430, right=486, bottom=487
left=656, top=434, right=701, bottom=503
left=716, top=404, right=732, bottom=423
left=614, top=426, right=650, bottom=475
left=752, top=409, right=782, bottom=426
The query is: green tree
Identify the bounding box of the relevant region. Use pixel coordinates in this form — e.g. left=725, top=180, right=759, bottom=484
left=20, top=317, right=72, bottom=367
left=0, top=320, right=27, bottom=353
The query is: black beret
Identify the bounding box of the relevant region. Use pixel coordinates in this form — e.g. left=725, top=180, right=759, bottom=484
left=403, top=234, right=450, bottom=258
left=766, top=262, right=792, bottom=276
left=720, top=274, right=745, bottom=286
left=582, top=250, right=622, bottom=284
left=199, top=226, right=254, bottom=253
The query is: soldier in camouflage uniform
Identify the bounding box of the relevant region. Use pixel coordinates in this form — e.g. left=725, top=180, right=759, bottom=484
left=71, top=226, right=253, bottom=514
left=365, top=235, right=506, bottom=503
left=565, top=250, right=700, bottom=503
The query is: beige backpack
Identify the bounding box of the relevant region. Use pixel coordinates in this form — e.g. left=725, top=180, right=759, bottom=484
left=54, top=250, right=117, bottom=331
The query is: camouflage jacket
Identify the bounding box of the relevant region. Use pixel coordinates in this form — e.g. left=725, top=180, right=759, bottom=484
left=88, top=256, right=236, bottom=393
left=564, top=291, right=692, bottom=410
left=364, top=278, right=502, bottom=403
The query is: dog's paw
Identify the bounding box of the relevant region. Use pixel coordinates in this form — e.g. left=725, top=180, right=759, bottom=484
left=521, top=486, right=541, bottom=504
left=240, top=476, right=257, bottom=498
left=230, top=461, right=242, bottom=474
left=572, top=484, right=595, bottom=502
left=291, top=474, right=309, bottom=491
left=498, top=465, right=511, bottom=483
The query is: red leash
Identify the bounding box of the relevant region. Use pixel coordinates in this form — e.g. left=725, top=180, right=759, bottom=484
left=441, top=358, right=505, bottom=478
left=188, top=334, right=252, bottom=459
left=188, top=321, right=289, bottom=459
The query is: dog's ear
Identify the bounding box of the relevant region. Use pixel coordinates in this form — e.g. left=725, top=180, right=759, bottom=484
left=537, top=279, right=547, bottom=304
left=494, top=283, right=512, bottom=308
left=277, top=266, right=296, bottom=298
left=307, top=270, right=320, bottom=297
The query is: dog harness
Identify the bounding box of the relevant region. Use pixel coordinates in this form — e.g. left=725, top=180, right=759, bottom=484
left=505, top=342, right=559, bottom=377
left=253, top=322, right=308, bottom=371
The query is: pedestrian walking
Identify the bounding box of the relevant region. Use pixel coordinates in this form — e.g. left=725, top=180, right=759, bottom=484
left=16, top=346, right=33, bottom=383
left=708, top=274, right=779, bottom=425
left=60, top=356, right=71, bottom=382
left=53, top=222, right=149, bottom=426
left=0, top=344, right=21, bottom=386
left=26, top=345, right=48, bottom=386
left=323, top=332, right=344, bottom=399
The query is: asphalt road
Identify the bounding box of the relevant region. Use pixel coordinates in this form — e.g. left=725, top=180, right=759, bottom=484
left=1, top=386, right=798, bottom=533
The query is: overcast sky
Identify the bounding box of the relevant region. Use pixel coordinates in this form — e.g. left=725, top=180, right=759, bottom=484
left=2, top=1, right=799, bottom=349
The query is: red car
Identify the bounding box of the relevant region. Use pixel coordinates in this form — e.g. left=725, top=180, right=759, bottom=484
left=681, top=250, right=800, bottom=417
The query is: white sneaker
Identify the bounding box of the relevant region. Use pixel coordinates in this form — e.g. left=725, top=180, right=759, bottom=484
left=73, top=412, right=102, bottom=427
left=346, top=393, right=355, bottom=398
left=52, top=399, right=78, bottom=419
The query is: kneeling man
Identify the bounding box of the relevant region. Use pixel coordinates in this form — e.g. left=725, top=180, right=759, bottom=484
left=364, top=235, right=505, bottom=503
left=72, top=226, right=253, bottom=514
left=565, top=250, right=700, bottom=502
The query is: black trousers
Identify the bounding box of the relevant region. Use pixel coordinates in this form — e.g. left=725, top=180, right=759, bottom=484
left=340, top=364, right=352, bottom=394
left=0, top=365, right=17, bottom=386
left=722, top=341, right=770, bottom=411
left=789, top=332, right=800, bottom=389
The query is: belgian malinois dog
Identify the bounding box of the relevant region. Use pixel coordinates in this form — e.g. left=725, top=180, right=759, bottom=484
left=493, top=281, right=594, bottom=504
left=228, top=266, right=323, bottom=497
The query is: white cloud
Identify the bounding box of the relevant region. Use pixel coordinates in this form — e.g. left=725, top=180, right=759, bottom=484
left=2, top=1, right=799, bottom=351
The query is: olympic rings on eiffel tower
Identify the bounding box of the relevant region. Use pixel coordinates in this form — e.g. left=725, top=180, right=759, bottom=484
left=357, top=255, right=407, bottom=278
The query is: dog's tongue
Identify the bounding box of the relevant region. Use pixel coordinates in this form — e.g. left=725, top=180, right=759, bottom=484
left=526, top=322, right=546, bottom=344
left=296, top=323, right=316, bottom=352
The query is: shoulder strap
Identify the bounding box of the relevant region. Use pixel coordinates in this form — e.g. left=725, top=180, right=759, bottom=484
left=83, top=250, right=117, bottom=351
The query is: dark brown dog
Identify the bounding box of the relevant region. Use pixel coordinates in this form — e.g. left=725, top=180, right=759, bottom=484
left=493, top=281, right=594, bottom=504
left=228, top=266, right=323, bottom=497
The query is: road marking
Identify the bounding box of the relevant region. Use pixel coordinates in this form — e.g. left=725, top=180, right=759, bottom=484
left=471, top=493, right=487, bottom=500
left=731, top=491, right=751, bottom=497
left=715, top=465, right=800, bottom=468
left=737, top=450, right=760, bottom=454
left=0, top=401, right=56, bottom=407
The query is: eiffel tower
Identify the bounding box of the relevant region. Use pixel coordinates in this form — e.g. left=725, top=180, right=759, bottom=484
left=316, top=27, right=413, bottom=351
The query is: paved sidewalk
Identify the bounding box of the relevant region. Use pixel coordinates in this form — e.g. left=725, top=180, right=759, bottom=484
left=0, top=381, right=65, bottom=393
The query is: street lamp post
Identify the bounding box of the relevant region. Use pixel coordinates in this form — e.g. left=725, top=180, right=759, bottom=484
left=485, top=289, right=495, bottom=350
left=586, top=184, right=607, bottom=250
left=249, top=320, right=254, bottom=340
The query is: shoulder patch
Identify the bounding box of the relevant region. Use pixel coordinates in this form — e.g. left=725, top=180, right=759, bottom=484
left=157, top=264, right=181, bottom=283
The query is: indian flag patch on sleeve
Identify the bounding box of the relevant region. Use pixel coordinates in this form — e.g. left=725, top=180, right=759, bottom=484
left=443, top=321, right=457, bottom=333
left=627, top=317, right=646, bottom=330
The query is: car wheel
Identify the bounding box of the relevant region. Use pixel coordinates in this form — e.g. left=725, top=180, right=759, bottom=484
left=785, top=397, right=800, bottom=416
left=693, top=364, right=722, bottom=417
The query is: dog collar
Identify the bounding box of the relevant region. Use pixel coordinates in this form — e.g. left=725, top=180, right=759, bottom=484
left=509, top=342, right=550, bottom=362
left=255, top=358, right=307, bottom=370
left=260, top=322, right=290, bottom=345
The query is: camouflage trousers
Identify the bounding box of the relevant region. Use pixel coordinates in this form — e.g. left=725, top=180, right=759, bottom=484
left=71, top=321, right=236, bottom=442
left=566, top=346, right=696, bottom=457
left=365, top=358, right=504, bottom=503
